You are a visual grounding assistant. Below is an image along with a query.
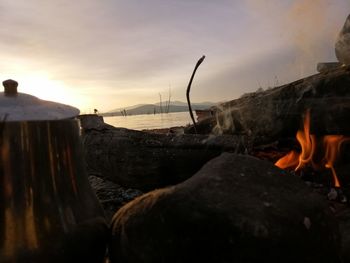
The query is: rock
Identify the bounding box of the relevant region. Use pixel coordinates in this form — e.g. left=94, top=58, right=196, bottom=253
left=317, top=62, right=341, bottom=73
left=335, top=14, right=350, bottom=65
left=88, top=175, right=143, bottom=221
left=110, top=153, right=340, bottom=263
left=78, top=114, right=106, bottom=130
left=82, top=124, right=244, bottom=191
left=185, top=66, right=350, bottom=144
left=334, top=204, right=350, bottom=262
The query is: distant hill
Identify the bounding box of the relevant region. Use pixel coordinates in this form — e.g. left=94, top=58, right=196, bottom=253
left=107, top=103, right=148, bottom=112
left=154, top=100, right=216, bottom=107
left=102, top=101, right=217, bottom=116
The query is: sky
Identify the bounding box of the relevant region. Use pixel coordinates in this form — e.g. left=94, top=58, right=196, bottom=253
left=0, top=0, right=348, bottom=113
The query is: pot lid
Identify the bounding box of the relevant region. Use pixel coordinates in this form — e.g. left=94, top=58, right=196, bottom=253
left=0, top=79, right=80, bottom=121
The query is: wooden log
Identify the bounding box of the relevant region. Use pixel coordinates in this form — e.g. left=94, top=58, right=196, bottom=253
left=81, top=122, right=247, bottom=191
left=186, top=66, right=350, bottom=144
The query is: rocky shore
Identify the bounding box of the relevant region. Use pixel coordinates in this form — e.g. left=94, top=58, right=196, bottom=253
left=79, top=66, right=350, bottom=262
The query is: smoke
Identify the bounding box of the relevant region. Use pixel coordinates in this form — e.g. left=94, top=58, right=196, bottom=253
left=212, top=105, right=236, bottom=135
left=244, top=0, right=347, bottom=76
left=285, top=0, right=340, bottom=61
left=207, top=0, right=348, bottom=137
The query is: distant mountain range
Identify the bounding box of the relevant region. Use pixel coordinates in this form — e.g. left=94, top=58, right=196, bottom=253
left=101, top=101, right=217, bottom=116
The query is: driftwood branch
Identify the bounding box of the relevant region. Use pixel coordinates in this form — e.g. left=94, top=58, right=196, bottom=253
left=186, top=55, right=206, bottom=133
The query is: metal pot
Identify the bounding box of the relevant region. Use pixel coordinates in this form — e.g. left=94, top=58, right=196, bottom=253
left=0, top=80, right=107, bottom=263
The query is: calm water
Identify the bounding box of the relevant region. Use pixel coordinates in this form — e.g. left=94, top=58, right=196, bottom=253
left=104, top=111, right=194, bottom=130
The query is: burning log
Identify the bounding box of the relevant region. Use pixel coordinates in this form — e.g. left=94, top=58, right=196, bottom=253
left=80, top=119, right=247, bottom=191
left=186, top=65, right=350, bottom=144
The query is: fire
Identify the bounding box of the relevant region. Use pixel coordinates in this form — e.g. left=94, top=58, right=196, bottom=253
left=294, top=111, right=317, bottom=171
left=275, top=150, right=299, bottom=169
left=323, top=135, right=348, bottom=188
left=275, top=110, right=348, bottom=187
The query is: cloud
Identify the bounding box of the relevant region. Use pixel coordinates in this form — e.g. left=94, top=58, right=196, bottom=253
left=0, top=0, right=348, bottom=111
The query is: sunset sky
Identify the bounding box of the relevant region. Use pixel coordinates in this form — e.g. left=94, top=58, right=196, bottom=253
left=0, top=0, right=348, bottom=113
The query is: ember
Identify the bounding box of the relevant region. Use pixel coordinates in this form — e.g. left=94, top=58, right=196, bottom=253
left=275, top=110, right=349, bottom=187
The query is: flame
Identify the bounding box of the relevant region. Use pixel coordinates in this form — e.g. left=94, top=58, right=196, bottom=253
left=275, top=110, right=349, bottom=187
left=323, top=135, right=347, bottom=188
left=275, top=150, right=299, bottom=169
left=294, top=110, right=317, bottom=171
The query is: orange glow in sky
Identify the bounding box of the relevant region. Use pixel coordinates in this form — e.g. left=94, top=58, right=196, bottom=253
left=1, top=70, right=88, bottom=111
left=0, top=0, right=348, bottom=112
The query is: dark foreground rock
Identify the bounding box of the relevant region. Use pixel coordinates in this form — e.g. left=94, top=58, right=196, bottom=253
left=110, top=153, right=340, bottom=263
left=335, top=204, right=350, bottom=262
left=88, top=175, right=143, bottom=221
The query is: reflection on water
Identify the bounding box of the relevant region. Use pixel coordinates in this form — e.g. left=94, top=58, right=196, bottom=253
left=104, top=112, right=194, bottom=130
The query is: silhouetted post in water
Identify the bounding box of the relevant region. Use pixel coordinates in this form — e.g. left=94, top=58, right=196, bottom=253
left=166, top=86, right=171, bottom=113
left=186, top=55, right=205, bottom=134
left=159, top=93, right=163, bottom=114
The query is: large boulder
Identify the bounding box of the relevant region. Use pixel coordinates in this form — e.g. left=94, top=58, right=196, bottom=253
left=110, top=153, right=340, bottom=263
left=335, top=204, right=350, bottom=263
left=335, top=14, right=350, bottom=65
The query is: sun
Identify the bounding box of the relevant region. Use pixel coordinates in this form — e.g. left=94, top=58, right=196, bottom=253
left=1, top=72, right=87, bottom=111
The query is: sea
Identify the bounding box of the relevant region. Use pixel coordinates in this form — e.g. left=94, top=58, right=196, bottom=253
left=103, top=111, right=195, bottom=130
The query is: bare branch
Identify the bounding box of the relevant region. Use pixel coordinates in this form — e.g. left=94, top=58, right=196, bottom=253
left=186, top=55, right=205, bottom=133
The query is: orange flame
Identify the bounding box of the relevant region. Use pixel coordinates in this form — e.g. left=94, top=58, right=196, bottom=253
left=275, top=110, right=348, bottom=187
left=275, top=150, right=299, bottom=169
left=294, top=110, right=316, bottom=171
left=323, top=135, right=347, bottom=188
